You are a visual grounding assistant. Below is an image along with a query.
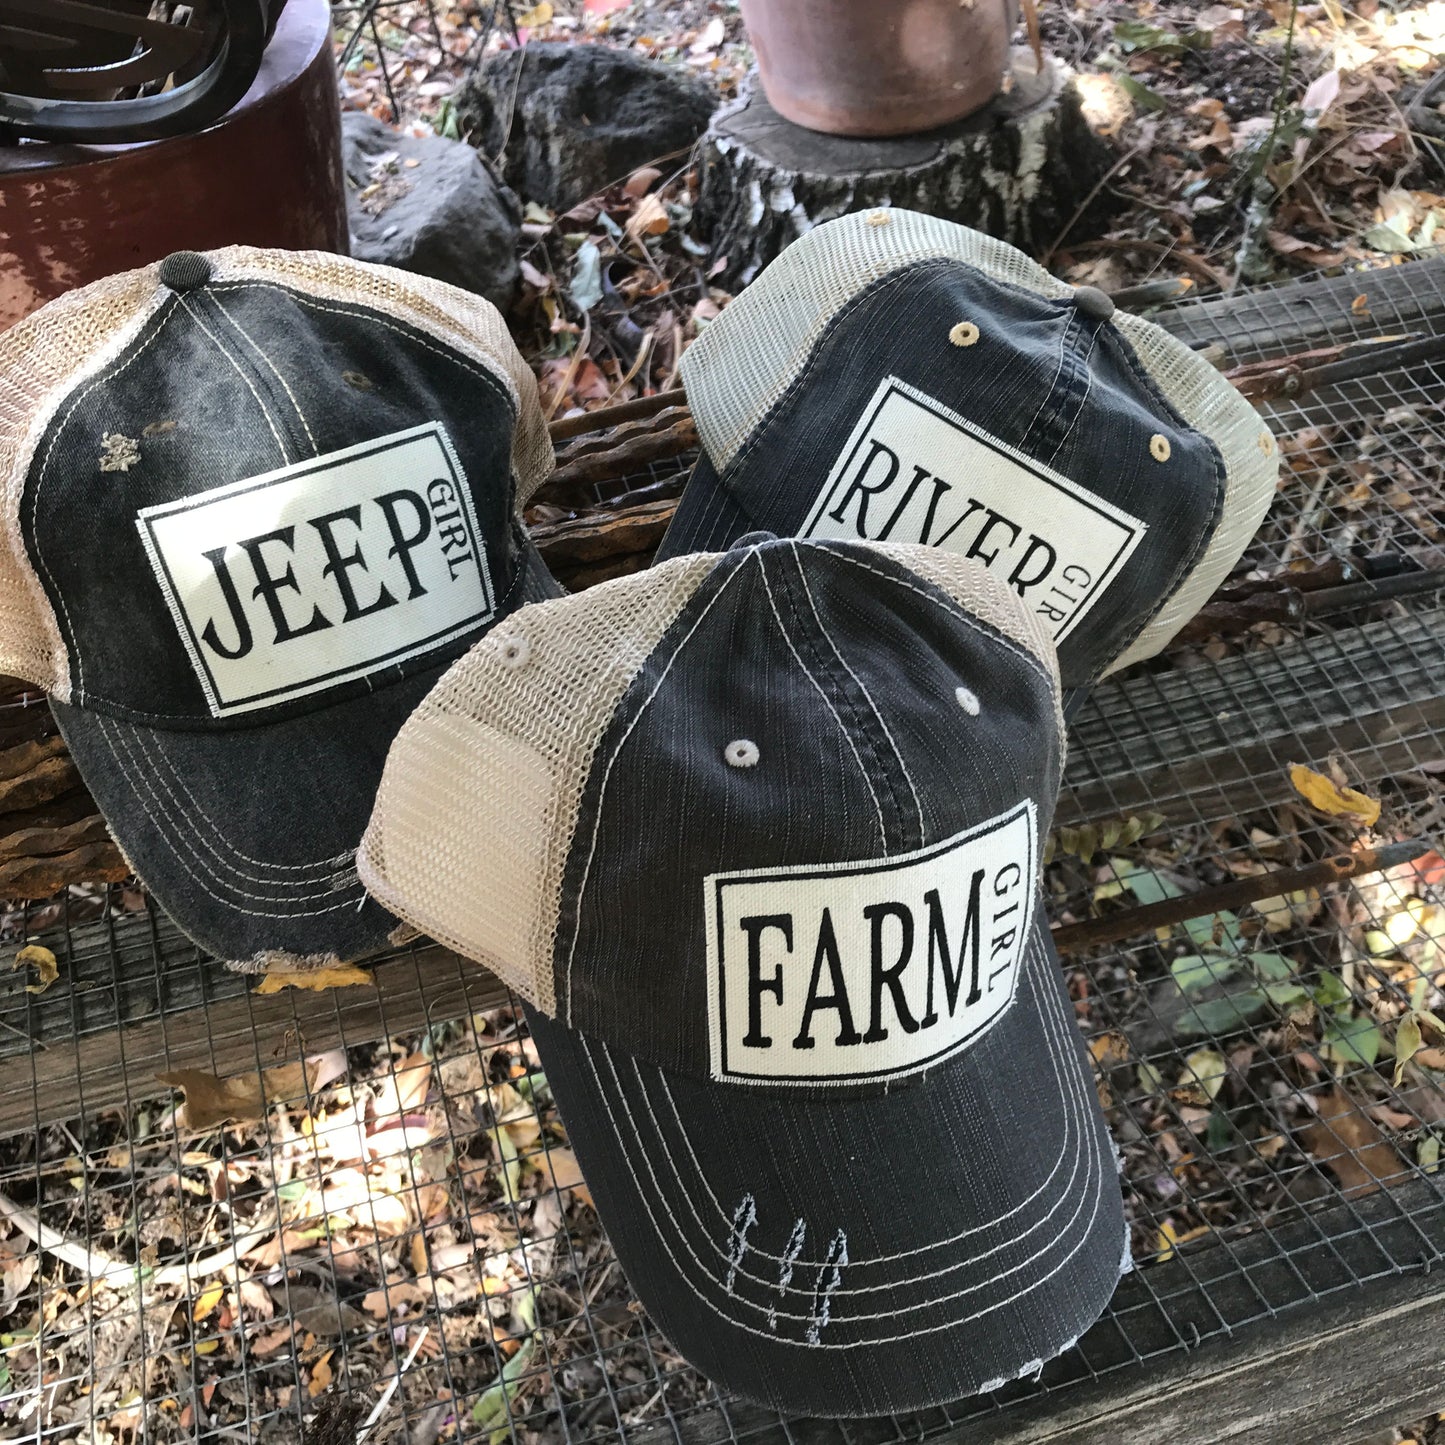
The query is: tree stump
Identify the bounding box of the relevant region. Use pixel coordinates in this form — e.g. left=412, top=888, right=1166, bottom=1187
left=698, top=50, right=1115, bottom=288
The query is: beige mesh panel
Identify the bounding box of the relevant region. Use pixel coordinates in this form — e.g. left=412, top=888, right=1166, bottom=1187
left=1103, top=316, right=1275, bottom=673
left=682, top=208, right=1278, bottom=674
left=205, top=247, right=554, bottom=505
left=0, top=269, right=166, bottom=695
left=867, top=541, right=1066, bottom=755
left=358, top=552, right=720, bottom=1011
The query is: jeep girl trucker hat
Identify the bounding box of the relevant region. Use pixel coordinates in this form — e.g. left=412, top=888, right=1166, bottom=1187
left=657, top=210, right=1278, bottom=697
left=360, top=534, right=1128, bottom=1415
left=0, top=247, right=557, bottom=968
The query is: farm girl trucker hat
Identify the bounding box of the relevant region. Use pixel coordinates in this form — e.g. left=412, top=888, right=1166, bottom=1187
left=657, top=209, right=1278, bottom=699
left=359, top=534, right=1128, bottom=1415
left=0, top=248, right=558, bottom=968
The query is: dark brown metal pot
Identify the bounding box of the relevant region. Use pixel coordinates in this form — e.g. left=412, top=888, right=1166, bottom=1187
left=737, top=0, right=1015, bottom=136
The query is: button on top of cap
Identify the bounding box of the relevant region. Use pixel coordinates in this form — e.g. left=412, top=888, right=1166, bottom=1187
left=1072, top=285, right=1115, bottom=322
left=158, top=251, right=215, bottom=293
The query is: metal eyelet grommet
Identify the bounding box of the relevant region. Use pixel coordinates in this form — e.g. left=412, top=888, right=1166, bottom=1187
left=865, top=209, right=891, bottom=227
left=955, top=685, right=981, bottom=716
left=949, top=321, right=980, bottom=347
left=724, top=739, right=760, bottom=769
left=1149, top=434, right=1172, bottom=463
left=1259, top=431, right=1276, bottom=457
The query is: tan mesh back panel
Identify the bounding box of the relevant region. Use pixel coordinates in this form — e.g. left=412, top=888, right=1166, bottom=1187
left=0, top=249, right=552, bottom=700
left=681, top=209, right=1278, bottom=673
left=0, top=270, right=166, bottom=694
left=358, top=552, right=720, bottom=1012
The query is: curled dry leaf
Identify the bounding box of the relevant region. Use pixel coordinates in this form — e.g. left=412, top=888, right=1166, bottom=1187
left=623, top=165, right=662, bottom=199
left=307, top=1348, right=335, bottom=1399
left=1288, top=763, right=1381, bottom=827
left=159, top=1058, right=328, bottom=1130
left=12, top=943, right=58, bottom=995
left=626, top=193, right=670, bottom=241
left=254, top=965, right=373, bottom=995
left=1300, top=1086, right=1404, bottom=1196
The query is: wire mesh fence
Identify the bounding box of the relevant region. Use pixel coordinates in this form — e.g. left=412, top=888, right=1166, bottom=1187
left=2, top=256, right=1445, bottom=1442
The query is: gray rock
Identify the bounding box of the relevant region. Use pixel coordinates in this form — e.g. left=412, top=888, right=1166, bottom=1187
left=458, top=42, right=716, bottom=210
left=342, top=111, right=522, bottom=310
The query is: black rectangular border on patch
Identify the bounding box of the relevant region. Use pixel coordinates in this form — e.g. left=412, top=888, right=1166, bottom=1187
left=137, top=424, right=495, bottom=716
left=710, top=799, right=1036, bottom=1086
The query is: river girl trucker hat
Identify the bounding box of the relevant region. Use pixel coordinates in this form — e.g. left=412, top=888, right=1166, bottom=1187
left=657, top=210, right=1277, bottom=700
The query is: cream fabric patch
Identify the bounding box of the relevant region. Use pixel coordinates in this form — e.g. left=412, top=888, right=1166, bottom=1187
left=801, top=377, right=1146, bottom=645
left=706, top=801, right=1036, bottom=1086
left=137, top=421, right=493, bottom=717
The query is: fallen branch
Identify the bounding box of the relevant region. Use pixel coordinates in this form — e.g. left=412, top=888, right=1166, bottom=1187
left=0, top=1189, right=276, bottom=1292
left=1051, top=838, right=1429, bottom=954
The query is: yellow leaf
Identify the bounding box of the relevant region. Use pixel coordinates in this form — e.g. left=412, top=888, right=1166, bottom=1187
left=254, top=965, right=373, bottom=994
left=193, top=1283, right=224, bottom=1322
left=13, top=944, right=58, bottom=995
left=193, top=1339, right=220, bottom=1356
left=1288, top=763, right=1381, bottom=826
left=517, top=0, right=552, bottom=24
left=308, top=1349, right=334, bottom=1398
left=1181, top=1048, right=1228, bottom=1103
left=1395, top=1012, right=1423, bottom=1086
left=1385, top=908, right=1419, bottom=947
left=1155, top=1221, right=1211, bottom=1262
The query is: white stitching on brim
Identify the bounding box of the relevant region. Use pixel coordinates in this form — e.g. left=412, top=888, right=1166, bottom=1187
left=635, top=931, right=1090, bottom=1292
left=569, top=933, right=1114, bottom=1341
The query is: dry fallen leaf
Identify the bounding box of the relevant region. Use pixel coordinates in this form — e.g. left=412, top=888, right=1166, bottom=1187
left=192, top=1282, right=224, bottom=1322
left=13, top=944, right=58, bottom=995
left=160, top=1060, right=321, bottom=1130
left=307, top=1349, right=334, bottom=1398
left=1179, top=1047, right=1228, bottom=1104
left=1088, top=1032, right=1130, bottom=1069
left=626, top=193, right=670, bottom=241
left=1288, top=763, right=1381, bottom=826
left=254, top=965, right=373, bottom=995
left=623, top=165, right=662, bottom=199
left=516, top=0, right=552, bottom=26
left=536, top=1146, right=594, bottom=1207
left=1155, top=1220, right=1210, bottom=1261
left=1300, top=1086, right=1404, bottom=1196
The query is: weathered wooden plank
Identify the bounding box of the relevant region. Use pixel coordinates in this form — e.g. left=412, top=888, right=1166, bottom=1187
left=1156, top=252, right=1445, bottom=362
left=2, top=939, right=510, bottom=1136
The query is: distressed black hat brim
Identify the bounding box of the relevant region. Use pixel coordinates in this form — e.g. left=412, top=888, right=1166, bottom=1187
left=524, top=919, right=1127, bottom=1418
left=52, top=542, right=559, bottom=966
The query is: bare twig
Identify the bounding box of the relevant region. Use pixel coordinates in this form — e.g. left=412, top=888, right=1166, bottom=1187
left=0, top=1190, right=276, bottom=1292
left=357, top=1325, right=431, bottom=1442
left=1051, top=839, right=1429, bottom=954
